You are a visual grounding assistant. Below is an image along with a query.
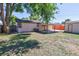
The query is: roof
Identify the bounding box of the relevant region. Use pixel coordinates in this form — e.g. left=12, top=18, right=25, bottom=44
left=41, top=23, right=64, bottom=26
left=16, top=19, right=41, bottom=23
left=65, top=20, right=79, bottom=24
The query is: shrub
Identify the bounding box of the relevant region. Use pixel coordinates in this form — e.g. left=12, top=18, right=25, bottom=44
left=33, top=28, right=39, bottom=32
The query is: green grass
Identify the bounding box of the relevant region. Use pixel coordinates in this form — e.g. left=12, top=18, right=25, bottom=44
left=0, top=32, right=79, bottom=56
left=62, top=33, right=79, bottom=39
left=0, top=33, right=40, bottom=56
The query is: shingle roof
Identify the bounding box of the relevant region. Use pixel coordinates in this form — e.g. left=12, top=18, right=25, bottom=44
left=16, top=19, right=41, bottom=23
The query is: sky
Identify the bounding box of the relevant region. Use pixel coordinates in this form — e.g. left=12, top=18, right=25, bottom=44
left=13, top=3, right=79, bottom=23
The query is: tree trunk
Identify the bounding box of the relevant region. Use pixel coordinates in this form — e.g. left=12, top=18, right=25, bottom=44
left=10, top=3, right=15, bottom=16
left=5, top=3, right=10, bottom=26
left=1, top=3, right=8, bottom=33
left=5, top=3, right=10, bottom=33
left=47, top=23, right=49, bottom=33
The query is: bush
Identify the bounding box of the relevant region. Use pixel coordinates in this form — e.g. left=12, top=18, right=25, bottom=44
left=33, top=28, right=39, bottom=32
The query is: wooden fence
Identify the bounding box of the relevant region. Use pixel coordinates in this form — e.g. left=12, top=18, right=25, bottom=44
left=52, top=25, right=64, bottom=30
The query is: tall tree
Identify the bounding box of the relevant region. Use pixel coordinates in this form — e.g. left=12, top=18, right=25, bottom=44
left=1, top=3, right=7, bottom=33
left=2, top=3, right=31, bottom=33
left=1, top=3, right=57, bottom=33
left=5, top=3, right=11, bottom=33
left=65, top=19, right=71, bottom=23
left=65, top=19, right=70, bottom=22
left=29, top=3, right=57, bottom=31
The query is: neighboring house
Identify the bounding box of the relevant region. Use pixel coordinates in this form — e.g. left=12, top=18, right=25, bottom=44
left=16, top=19, right=53, bottom=32
left=16, top=19, right=54, bottom=32
left=39, top=24, right=64, bottom=31
left=16, top=19, right=64, bottom=33
left=65, top=21, right=79, bottom=33
left=16, top=19, right=41, bottom=32
left=38, top=24, right=53, bottom=31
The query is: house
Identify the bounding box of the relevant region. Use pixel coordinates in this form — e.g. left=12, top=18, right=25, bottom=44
left=16, top=19, right=41, bottom=32
left=16, top=19, right=64, bottom=33
left=16, top=19, right=54, bottom=32
left=65, top=21, right=79, bottom=33
left=16, top=19, right=55, bottom=32
left=38, top=24, right=53, bottom=31
left=39, top=23, right=64, bottom=31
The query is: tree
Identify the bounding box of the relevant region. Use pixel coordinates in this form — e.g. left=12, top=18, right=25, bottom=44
left=65, top=19, right=71, bottom=23
left=2, top=3, right=14, bottom=33
left=61, top=19, right=71, bottom=24
left=10, top=15, right=17, bottom=25
left=5, top=3, right=11, bottom=33
left=65, top=19, right=70, bottom=22
left=29, top=15, right=39, bottom=20
left=29, top=3, right=57, bottom=31
left=1, top=3, right=31, bottom=33
left=1, top=3, right=8, bottom=33
left=61, top=21, right=65, bottom=24
left=1, top=3, right=57, bottom=33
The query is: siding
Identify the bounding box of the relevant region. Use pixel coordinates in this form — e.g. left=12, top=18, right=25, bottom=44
left=18, top=23, right=37, bottom=32
left=65, top=22, right=79, bottom=33
left=65, top=23, right=69, bottom=32
left=69, top=24, right=72, bottom=32
left=72, top=23, right=79, bottom=33
left=39, top=24, right=64, bottom=31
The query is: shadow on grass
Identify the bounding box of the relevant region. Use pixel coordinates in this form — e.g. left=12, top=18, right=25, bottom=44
left=0, top=34, right=40, bottom=56
left=36, top=30, right=58, bottom=34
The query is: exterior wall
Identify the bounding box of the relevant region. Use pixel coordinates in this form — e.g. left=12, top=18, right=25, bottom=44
left=48, top=25, right=53, bottom=30
left=38, top=24, right=47, bottom=31
left=39, top=24, right=64, bottom=31
left=17, top=23, right=65, bottom=32
left=17, top=23, right=38, bottom=32
left=38, top=24, right=52, bottom=31
left=65, top=22, right=79, bottom=33
left=72, top=23, right=79, bottom=33
left=65, top=23, right=69, bottom=32
left=68, top=24, right=72, bottom=32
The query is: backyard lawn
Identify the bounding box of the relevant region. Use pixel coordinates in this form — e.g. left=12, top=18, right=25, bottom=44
left=0, top=32, right=79, bottom=56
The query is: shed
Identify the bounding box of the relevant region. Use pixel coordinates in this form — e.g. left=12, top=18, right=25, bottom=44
left=65, top=21, right=79, bottom=33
